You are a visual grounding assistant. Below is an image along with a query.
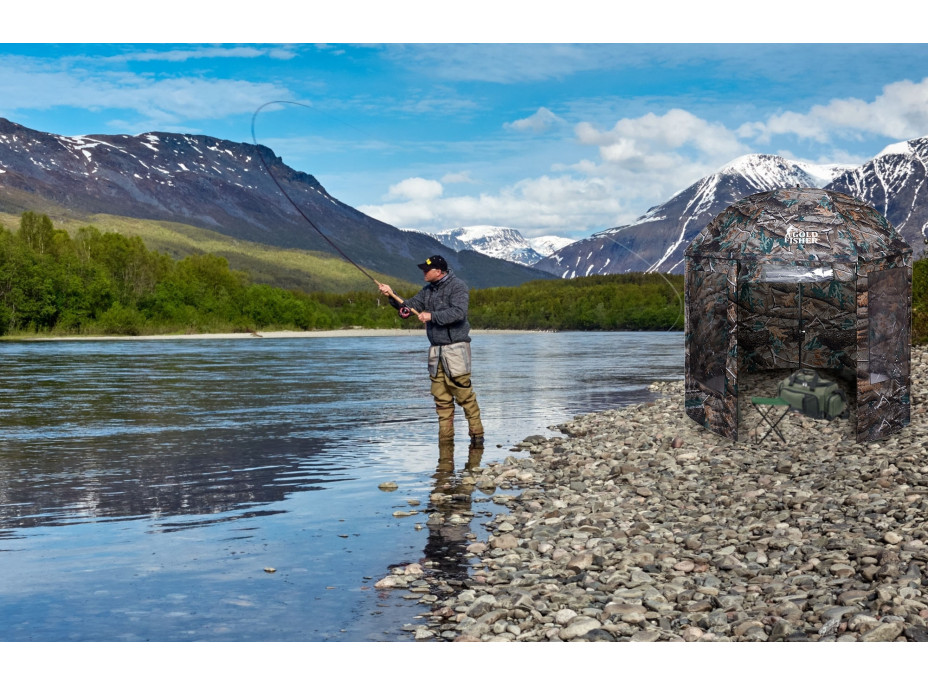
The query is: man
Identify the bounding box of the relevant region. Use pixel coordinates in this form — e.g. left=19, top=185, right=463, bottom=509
left=378, top=255, right=484, bottom=447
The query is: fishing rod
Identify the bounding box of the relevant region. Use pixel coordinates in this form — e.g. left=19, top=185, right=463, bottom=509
left=250, top=100, right=420, bottom=318
left=253, top=101, right=679, bottom=327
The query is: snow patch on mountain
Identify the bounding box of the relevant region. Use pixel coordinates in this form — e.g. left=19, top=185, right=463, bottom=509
left=721, top=153, right=852, bottom=190
left=406, top=225, right=574, bottom=266
left=875, top=141, right=914, bottom=159
left=529, top=235, right=574, bottom=257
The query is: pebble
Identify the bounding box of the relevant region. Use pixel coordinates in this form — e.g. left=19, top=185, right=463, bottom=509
left=381, top=346, right=928, bottom=641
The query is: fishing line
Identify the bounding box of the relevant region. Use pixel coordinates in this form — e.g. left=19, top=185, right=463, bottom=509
left=252, top=101, right=680, bottom=326
left=251, top=100, right=382, bottom=286
left=595, top=232, right=685, bottom=332
left=251, top=100, right=419, bottom=314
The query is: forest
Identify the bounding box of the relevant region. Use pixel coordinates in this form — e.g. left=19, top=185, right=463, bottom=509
left=1, top=212, right=926, bottom=344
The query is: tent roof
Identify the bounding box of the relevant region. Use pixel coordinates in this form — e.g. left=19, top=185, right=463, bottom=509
left=685, top=187, right=911, bottom=262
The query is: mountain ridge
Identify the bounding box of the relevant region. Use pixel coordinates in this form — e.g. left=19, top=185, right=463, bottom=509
left=0, top=117, right=552, bottom=290
left=535, top=149, right=928, bottom=277
left=4, top=116, right=927, bottom=284
left=407, top=225, right=574, bottom=266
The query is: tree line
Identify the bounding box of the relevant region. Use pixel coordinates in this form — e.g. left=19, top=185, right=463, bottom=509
left=0, top=212, right=409, bottom=336
left=1, top=212, right=926, bottom=343
left=469, top=272, right=684, bottom=331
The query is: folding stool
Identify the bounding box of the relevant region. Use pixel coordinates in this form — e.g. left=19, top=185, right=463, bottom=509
left=751, top=396, right=790, bottom=444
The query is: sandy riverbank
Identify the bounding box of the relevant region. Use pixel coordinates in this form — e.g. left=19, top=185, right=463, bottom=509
left=381, top=346, right=928, bottom=642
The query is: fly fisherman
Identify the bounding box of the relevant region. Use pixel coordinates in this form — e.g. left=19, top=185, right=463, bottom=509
left=378, top=255, right=484, bottom=447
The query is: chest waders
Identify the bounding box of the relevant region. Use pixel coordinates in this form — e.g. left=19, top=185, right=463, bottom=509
left=429, top=342, right=483, bottom=445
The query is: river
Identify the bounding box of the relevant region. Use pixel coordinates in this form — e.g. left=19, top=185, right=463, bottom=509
left=0, top=331, right=683, bottom=641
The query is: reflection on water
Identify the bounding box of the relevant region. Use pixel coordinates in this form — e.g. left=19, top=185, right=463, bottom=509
left=0, top=332, right=682, bottom=640
left=422, top=443, right=484, bottom=582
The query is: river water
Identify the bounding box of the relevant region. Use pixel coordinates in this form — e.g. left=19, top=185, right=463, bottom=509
left=0, top=331, right=683, bottom=641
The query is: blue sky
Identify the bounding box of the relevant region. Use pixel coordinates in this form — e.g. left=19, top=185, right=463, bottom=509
left=2, top=6, right=927, bottom=240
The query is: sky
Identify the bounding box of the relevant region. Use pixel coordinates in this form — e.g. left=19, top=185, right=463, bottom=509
left=2, top=4, right=928, bottom=242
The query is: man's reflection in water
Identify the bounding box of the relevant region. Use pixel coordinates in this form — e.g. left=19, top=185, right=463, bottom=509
left=422, top=442, right=484, bottom=581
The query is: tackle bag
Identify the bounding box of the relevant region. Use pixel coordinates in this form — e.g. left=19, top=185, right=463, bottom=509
left=777, top=369, right=848, bottom=420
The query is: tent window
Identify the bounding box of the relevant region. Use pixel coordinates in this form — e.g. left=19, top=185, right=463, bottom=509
left=760, top=264, right=834, bottom=283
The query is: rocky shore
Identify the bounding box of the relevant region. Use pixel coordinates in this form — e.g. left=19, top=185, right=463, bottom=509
left=379, top=346, right=928, bottom=641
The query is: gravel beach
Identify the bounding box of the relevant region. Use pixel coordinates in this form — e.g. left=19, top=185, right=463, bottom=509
left=380, top=346, right=928, bottom=642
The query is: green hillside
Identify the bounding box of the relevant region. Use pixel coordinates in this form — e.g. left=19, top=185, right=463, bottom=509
left=0, top=204, right=417, bottom=296
left=0, top=211, right=425, bottom=336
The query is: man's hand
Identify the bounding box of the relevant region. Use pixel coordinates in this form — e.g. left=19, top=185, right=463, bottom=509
left=418, top=312, right=432, bottom=323
left=378, top=283, right=394, bottom=298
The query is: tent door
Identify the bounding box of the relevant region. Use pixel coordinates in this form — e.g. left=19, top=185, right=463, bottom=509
left=797, top=283, right=805, bottom=368
left=684, top=260, right=739, bottom=440
left=857, top=266, right=911, bottom=441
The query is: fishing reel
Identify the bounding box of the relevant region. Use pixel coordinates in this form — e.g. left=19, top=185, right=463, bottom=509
left=398, top=306, right=412, bottom=319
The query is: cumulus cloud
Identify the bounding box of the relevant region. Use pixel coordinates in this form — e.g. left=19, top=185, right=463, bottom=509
left=741, top=77, right=928, bottom=143
left=504, top=107, right=566, bottom=133
left=386, top=177, right=444, bottom=201
left=568, top=109, right=751, bottom=208
left=577, top=109, right=746, bottom=162
left=362, top=173, right=625, bottom=238
left=361, top=108, right=759, bottom=235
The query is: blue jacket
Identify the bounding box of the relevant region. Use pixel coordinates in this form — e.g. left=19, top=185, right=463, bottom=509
left=395, top=270, right=472, bottom=345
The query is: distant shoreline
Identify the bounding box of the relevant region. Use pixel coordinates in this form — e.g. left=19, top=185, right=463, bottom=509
left=8, top=328, right=558, bottom=342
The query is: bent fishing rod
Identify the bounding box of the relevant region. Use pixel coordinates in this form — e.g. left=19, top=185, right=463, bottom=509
left=252, top=101, right=678, bottom=328
left=250, top=100, right=421, bottom=319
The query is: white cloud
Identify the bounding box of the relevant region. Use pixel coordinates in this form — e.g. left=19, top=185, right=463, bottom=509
left=360, top=109, right=758, bottom=236
left=386, top=177, right=444, bottom=201
left=504, top=107, right=566, bottom=133
left=569, top=109, right=751, bottom=208
left=355, top=83, right=926, bottom=240
left=362, top=174, right=625, bottom=238
left=578, top=109, right=746, bottom=161
left=742, top=77, right=928, bottom=143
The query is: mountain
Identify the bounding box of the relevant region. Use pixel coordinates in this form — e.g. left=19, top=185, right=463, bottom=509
left=534, top=153, right=859, bottom=277
left=414, top=225, right=575, bottom=266
left=0, top=117, right=551, bottom=290
left=530, top=235, right=575, bottom=257
left=827, top=138, right=928, bottom=252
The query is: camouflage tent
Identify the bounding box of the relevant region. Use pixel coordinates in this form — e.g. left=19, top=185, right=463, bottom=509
left=684, top=187, right=912, bottom=442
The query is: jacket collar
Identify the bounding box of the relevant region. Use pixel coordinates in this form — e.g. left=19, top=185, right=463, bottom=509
left=429, top=270, right=452, bottom=288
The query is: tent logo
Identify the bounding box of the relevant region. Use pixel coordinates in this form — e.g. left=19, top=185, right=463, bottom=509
left=785, top=224, right=831, bottom=248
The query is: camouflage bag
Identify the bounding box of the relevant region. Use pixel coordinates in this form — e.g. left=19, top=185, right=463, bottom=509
left=777, top=369, right=848, bottom=420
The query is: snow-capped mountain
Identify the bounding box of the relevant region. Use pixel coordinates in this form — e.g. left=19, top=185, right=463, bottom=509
left=534, top=153, right=863, bottom=277
left=413, top=225, right=575, bottom=266
left=828, top=138, right=928, bottom=249
left=0, top=117, right=551, bottom=289
left=530, top=235, right=575, bottom=258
